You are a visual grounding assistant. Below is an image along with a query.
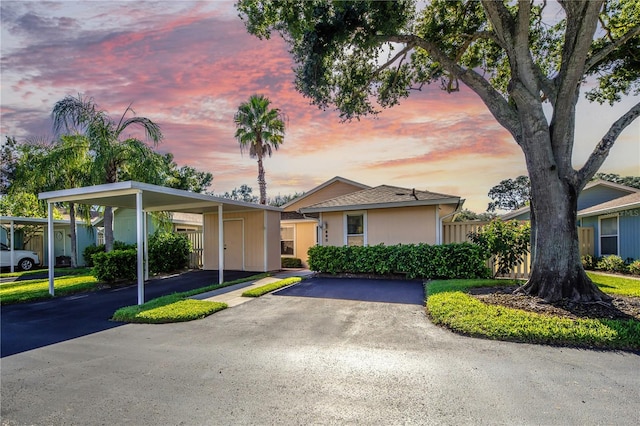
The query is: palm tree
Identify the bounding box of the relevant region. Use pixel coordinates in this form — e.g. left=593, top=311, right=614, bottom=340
left=234, top=94, right=286, bottom=205
left=52, top=94, right=163, bottom=251
left=37, top=135, right=93, bottom=268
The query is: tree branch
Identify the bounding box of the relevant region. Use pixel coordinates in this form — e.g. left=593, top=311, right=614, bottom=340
left=385, top=34, right=521, bottom=141
left=584, top=23, right=640, bottom=72
left=577, top=101, right=640, bottom=189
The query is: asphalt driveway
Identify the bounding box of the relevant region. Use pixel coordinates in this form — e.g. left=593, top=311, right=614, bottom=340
left=1, top=269, right=257, bottom=357
left=2, top=277, right=639, bottom=425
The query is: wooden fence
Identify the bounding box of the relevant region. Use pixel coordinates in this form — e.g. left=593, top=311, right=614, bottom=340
left=177, top=230, right=203, bottom=269
left=442, top=221, right=595, bottom=279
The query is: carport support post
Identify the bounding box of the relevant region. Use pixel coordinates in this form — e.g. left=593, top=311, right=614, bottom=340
left=9, top=220, right=15, bottom=273
left=218, top=204, right=223, bottom=284
left=47, top=203, right=55, bottom=296
left=144, top=212, right=149, bottom=281
left=136, top=192, right=144, bottom=305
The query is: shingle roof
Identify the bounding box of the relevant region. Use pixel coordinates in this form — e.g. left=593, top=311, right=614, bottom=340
left=299, top=185, right=459, bottom=213
left=578, top=191, right=640, bottom=217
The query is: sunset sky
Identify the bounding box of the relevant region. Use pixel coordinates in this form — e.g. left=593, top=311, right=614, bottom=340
left=1, top=1, right=638, bottom=212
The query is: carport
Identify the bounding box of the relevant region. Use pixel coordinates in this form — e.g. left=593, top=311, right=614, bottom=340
left=39, top=181, right=281, bottom=305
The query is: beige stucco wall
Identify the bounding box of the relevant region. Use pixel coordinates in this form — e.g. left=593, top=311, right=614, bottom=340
left=281, top=220, right=317, bottom=267
left=367, top=206, right=438, bottom=245
left=284, top=181, right=365, bottom=211
left=320, top=205, right=449, bottom=247
left=203, top=210, right=279, bottom=272
left=320, top=211, right=344, bottom=247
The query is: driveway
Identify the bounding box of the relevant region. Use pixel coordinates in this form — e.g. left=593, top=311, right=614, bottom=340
left=0, top=270, right=257, bottom=357
left=1, top=278, right=639, bottom=425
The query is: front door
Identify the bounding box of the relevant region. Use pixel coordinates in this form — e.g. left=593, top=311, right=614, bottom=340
left=223, top=220, right=244, bottom=270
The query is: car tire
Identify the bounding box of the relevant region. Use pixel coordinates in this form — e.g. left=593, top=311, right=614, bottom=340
left=18, top=258, right=35, bottom=271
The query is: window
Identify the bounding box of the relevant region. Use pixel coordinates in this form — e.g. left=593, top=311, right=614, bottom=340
left=599, top=216, right=618, bottom=256
left=281, top=226, right=294, bottom=255
left=345, top=213, right=366, bottom=246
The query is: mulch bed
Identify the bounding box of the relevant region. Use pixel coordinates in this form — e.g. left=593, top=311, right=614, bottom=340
left=468, top=286, right=640, bottom=321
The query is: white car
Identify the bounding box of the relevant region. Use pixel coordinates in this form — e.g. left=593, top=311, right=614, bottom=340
left=0, top=242, right=40, bottom=271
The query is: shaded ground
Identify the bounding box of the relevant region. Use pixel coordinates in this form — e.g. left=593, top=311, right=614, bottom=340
left=469, top=286, right=640, bottom=321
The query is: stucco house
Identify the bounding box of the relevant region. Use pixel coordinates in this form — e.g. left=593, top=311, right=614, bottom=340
left=578, top=191, right=640, bottom=260
left=281, top=178, right=463, bottom=266
left=280, top=177, right=370, bottom=266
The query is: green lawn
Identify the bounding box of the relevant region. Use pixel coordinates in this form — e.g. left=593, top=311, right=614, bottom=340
left=425, top=277, right=640, bottom=351
left=242, top=277, right=302, bottom=297
left=588, top=272, right=640, bottom=297
left=112, top=273, right=270, bottom=324
left=1, top=272, right=98, bottom=304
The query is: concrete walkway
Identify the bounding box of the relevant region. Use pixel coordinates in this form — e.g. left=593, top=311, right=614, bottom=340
left=191, top=269, right=315, bottom=307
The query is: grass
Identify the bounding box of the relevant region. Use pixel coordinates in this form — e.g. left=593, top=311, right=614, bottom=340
left=112, top=294, right=227, bottom=324
left=242, top=277, right=302, bottom=297
left=588, top=272, right=640, bottom=297
left=112, top=273, right=270, bottom=324
left=425, top=278, right=640, bottom=351
left=0, top=273, right=99, bottom=304
left=0, top=267, right=93, bottom=278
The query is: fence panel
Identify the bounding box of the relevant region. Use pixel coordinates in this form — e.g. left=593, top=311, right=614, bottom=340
left=178, top=231, right=203, bottom=269
left=442, top=221, right=489, bottom=244
left=578, top=227, right=594, bottom=257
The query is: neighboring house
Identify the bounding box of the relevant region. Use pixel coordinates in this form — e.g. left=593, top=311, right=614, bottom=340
left=296, top=183, right=463, bottom=255
left=280, top=177, right=370, bottom=267
left=502, top=179, right=640, bottom=221
left=0, top=216, right=96, bottom=267
left=578, top=191, right=640, bottom=261
left=94, top=209, right=203, bottom=245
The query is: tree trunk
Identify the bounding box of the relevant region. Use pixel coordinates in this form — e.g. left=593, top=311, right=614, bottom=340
left=257, top=156, right=267, bottom=205
left=104, top=206, right=114, bottom=252
left=519, top=170, right=610, bottom=303
left=68, top=202, right=78, bottom=268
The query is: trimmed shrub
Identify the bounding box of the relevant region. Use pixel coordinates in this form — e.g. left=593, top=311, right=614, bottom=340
left=307, top=243, right=490, bottom=280
left=148, top=231, right=191, bottom=273
left=83, top=241, right=136, bottom=267
left=92, top=249, right=137, bottom=283
left=597, top=255, right=626, bottom=273
left=281, top=257, right=303, bottom=268
left=629, top=260, right=640, bottom=276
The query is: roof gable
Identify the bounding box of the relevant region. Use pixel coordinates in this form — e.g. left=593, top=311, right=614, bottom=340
left=282, top=176, right=369, bottom=212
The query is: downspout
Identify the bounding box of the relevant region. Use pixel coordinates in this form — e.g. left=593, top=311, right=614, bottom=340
left=437, top=199, right=464, bottom=245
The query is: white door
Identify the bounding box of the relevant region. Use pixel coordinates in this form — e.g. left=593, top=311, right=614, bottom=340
left=223, top=220, right=244, bottom=270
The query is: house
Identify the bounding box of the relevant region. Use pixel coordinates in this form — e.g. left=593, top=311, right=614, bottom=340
left=0, top=216, right=96, bottom=267
left=287, top=181, right=463, bottom=260
left=280, top=177, right=370, bottom=266
left=501, top=179, right=640, bottom=221
left=578, top=191, right=640, bottom=261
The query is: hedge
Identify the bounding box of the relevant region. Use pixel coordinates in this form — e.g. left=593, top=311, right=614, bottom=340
left=92, top=249, right=137, bottom=283
left=307, top=243, right=491, bottom=280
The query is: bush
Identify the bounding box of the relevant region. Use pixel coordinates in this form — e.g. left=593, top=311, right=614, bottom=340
left=83, top=241, right=136, bottom=267
left=307, top=243, right=490, bottom=280
left=629, top=260, right=640, bottom=276
left=581, top=254, right=600, bottom=270
left=92, top=249, right=137, bottom=283
left=148, top=231, right=191, bottom=273
left=597, top=255, right=627, bottom=273
left=281, top=257, right=303, bottom=268
left=468, top=219, right=530, bottom=277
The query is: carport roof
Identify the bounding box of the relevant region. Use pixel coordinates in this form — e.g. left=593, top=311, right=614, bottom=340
left=38, top=181, right=282, bottom=214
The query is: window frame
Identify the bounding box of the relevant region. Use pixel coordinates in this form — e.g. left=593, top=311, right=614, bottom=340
left=343, top=211, right=367, bottom=246
left=280, top=224, right=296, bottom=256
left=598, top=214, right=619, bottom=257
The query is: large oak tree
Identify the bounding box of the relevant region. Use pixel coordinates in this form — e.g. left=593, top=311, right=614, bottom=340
left=237, top=0, right=640, bottom=302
